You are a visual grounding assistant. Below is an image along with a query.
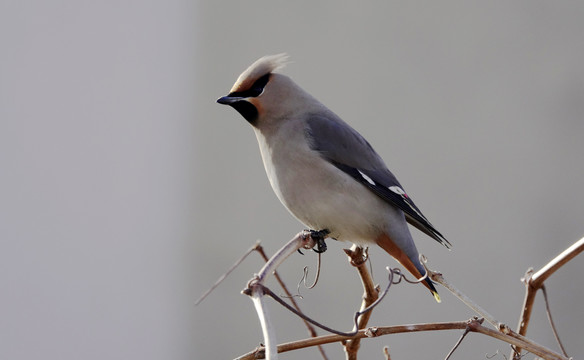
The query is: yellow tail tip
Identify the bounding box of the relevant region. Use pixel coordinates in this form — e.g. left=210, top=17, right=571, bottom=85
left=433, top=291, right=441, bottom=303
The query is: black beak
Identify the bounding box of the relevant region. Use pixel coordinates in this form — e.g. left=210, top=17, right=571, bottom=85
left=216, top=95, right=259, bottom=125
left=217, top=96, right=245, bottom=105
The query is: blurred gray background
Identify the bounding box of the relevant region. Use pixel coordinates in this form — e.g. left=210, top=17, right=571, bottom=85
left=2, top=1, right=583, bottom=359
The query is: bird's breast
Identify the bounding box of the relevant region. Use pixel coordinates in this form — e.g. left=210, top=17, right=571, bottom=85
left=253, top=122, right=391, bottom=244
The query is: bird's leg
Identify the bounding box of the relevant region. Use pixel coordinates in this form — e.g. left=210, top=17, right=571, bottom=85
left=309, top=229, right=330, bottom=253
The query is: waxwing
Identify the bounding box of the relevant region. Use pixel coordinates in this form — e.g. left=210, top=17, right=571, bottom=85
left=217, top=54, right=451, bottom=301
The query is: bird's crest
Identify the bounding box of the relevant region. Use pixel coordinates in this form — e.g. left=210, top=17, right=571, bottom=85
left=230, top=53, right=289, bottom=93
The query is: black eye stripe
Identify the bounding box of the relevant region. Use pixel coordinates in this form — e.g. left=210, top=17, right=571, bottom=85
left=228, top=73, right=271, bottom=98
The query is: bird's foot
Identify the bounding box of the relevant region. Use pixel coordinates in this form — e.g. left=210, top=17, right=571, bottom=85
left=309, top=229, right=330, bottom=253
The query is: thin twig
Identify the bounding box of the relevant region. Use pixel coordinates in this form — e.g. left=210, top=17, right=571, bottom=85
left=541, top=285, right=568, bottom=357
left=383, top=346, right=391, bottom=360
left=420, top=255, right=502, bottom=329
left=195, top=240, right=261, bottom=306
left=485, top=350, right=507, bottom=360
left=444, top=326, right=472, bottom=360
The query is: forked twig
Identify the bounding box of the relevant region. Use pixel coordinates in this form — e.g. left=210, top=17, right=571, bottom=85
left=196, top=238, right=328, bottom=359
left=421, top=256, right=568, bottom=360
left=512, top=236, right=584, bottom=359
left=444, top=323, right=473, bottom=360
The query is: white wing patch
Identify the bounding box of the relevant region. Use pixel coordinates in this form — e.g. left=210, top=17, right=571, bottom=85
left=358, top=170, right=376, bottom=185
left=389, top=185, right=427, bottom=219
left=358, top=172, right=423, bottom=220
left=389, top=186, right=406, bottom=196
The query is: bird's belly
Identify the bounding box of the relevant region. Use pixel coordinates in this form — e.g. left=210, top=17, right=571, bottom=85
left=269, top=157, right=391, bottom=245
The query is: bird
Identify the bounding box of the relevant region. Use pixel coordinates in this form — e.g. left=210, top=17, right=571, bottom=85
left=217, top=54, right=451, bottom=302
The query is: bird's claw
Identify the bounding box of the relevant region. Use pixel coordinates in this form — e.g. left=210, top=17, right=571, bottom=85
left=309, top=229, right=329, bottom=253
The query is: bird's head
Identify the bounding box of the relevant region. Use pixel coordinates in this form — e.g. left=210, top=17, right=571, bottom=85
left=217, top=54, right=314, bottom=128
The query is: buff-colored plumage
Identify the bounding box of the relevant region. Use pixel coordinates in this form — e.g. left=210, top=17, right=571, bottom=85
left=229, top=54, right=289, bottom=93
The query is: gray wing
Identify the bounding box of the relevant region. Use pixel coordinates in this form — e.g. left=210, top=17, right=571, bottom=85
left=305, top=113, right=451, bottom=249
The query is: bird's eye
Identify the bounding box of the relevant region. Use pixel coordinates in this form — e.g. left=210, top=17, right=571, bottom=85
left=250, top=73, right=270, bottom=96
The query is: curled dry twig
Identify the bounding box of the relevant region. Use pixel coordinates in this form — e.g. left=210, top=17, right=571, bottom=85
left=297, top=252, right=322, bottom=292
left=255, top=266, right=396, bottom=338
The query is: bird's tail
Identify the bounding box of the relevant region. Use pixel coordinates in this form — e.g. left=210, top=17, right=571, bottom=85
left=376, top=233, right=441, bottom=303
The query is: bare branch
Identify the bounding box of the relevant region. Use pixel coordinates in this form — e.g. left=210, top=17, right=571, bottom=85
left=420, top=256, right=568, bottom=360
left=236, top=317, right=567, bottom=360
left=236, top=236, right=582, bottom=360
left=250, top=286, right=278, bottom=360
left=512, top=236, right=584, bottom=359
left=343, top=245, right=379, bottom=359
left=251, top=231, right=317, bottom=286
left=531, top=236, right=584, bottom=288
left=235, top=320, right=469, bottom=360
left=247, top=264, right=398, bottom=341
left=468, top=321, right=567, bottom=360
